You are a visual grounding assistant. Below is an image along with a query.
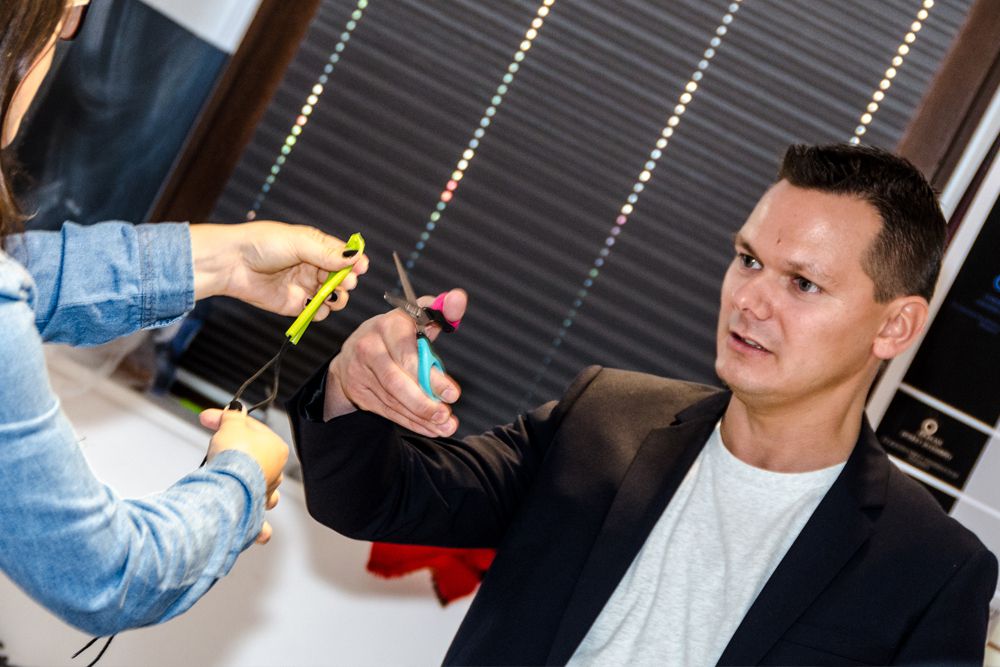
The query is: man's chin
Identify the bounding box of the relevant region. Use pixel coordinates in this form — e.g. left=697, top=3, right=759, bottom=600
left=715, top=368, right=770, bottom=401
left=715, top=373, right=731, bottom=391
left=714, top=360, right=744, bottom=392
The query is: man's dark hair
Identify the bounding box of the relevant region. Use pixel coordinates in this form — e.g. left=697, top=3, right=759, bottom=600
left=777, top=143, right=946, bottom=303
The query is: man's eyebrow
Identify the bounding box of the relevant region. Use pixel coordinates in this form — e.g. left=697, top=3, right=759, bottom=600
left=733, top=233, right=755, bottom=256
left=732, top=233, right=835, bottom=284
left=785, top=259, right=835, bottom=284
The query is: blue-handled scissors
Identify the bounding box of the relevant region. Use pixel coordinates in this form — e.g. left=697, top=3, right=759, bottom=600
left=385, top=252, right=451, bottom=400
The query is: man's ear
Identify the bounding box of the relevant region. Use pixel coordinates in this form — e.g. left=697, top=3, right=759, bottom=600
left=873, top=296, right=929, bottom=360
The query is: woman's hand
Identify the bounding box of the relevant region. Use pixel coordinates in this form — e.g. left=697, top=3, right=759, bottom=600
left=200, top=409, right=288, bottom=545
left=190, top=222, right=369, bottom=318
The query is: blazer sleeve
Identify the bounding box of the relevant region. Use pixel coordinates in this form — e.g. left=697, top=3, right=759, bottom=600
left=892, top=546, right=998, bottom=665
left=287, top=364, right=603, bottom=548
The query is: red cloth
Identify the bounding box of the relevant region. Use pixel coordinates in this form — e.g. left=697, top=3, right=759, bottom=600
left=367, top=542, right=496, bottom=605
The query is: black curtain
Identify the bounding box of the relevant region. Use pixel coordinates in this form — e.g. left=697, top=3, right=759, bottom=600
left=178, top=0, right=972, bottom=436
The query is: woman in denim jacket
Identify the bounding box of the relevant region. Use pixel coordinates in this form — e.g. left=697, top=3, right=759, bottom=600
left=0, top=0, right=366, bottom=635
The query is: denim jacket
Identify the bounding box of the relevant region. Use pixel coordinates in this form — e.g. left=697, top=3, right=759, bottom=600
left=0, top=222, right=265, bottom=635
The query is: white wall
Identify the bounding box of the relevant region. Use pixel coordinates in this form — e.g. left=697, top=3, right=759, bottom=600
left=139, top=0, right=264, bottom=53
left=0, top=351, right=469, bottom=666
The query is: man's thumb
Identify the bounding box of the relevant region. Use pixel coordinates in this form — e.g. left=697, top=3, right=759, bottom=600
left=440, top=289, right=468, bottom=325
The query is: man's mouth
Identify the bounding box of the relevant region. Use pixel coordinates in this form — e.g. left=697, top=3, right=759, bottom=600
left=731, top=332, right=770, bottom=353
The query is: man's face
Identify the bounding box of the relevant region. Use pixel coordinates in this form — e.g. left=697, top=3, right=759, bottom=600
left=715, top=180, right=892, bottom=408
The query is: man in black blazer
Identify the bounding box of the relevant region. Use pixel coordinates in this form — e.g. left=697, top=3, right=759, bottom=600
left=288, top=144, right=998, bottom=665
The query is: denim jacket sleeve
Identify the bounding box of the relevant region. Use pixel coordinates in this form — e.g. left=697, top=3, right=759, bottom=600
left=0, top=228, right=267, bottom=636
left=7, top=221, right=194, bottom=344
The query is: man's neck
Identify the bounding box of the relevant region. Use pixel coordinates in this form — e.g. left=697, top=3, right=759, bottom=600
left=719, top=390, right=868, bottom=473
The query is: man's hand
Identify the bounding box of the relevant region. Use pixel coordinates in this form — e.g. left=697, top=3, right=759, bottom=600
left=190, top=222, right=369, bottom=317
left=324, top=289, right=468, bottom=437
left=200, top=409, right=289, bottom=545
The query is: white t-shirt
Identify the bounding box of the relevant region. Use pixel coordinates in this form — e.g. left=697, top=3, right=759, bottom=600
left=568, top=422, right=845, bottom=667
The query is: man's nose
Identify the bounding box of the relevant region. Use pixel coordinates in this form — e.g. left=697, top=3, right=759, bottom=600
left=732, top=273, right=773, bottom=320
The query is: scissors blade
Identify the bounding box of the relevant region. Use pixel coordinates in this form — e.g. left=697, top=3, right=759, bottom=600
left=383, top=291, right=430, bottom=325
left=392, top=252, right=419, bottom=306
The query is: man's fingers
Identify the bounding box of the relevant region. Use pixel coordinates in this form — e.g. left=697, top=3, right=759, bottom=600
left=372, top=362, right=447, bottom=424
left=364, top=313, right=460, bottom=423
left=355, top=372, right=431, bottom=428
left=440, top=289, right=467, bottom=324
left=330, top=304, right=462, bottom=434
left=373, top=394, right=456, bottom=437
left=353, top=370, right=455, bottom=437
left=417, top=289, right=466, bottom=342
left=372, top=371, right=457, bottom=436
left=430, top=367, right=461, bottom=404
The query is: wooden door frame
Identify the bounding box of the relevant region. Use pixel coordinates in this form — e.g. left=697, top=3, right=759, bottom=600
left=895, top=0, right=1000, bottom=192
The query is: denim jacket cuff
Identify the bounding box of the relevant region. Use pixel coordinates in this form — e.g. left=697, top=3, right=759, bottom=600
left=137, top=222, right=195, bottom=328
left=205, top=449, right=268, bottom=546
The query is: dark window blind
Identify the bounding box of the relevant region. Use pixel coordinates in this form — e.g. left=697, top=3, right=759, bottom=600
left=178, top=0, right=971, bottom=436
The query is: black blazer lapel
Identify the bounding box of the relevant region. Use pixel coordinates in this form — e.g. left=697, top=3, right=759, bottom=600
left=716, top=423, right=890, bottom=665
left=546, top=392, right=729, bottom=664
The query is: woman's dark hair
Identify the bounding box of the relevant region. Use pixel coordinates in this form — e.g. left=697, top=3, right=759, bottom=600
left=778, top=143, right=947, bottom=303
left=0, top=0, right=67, bottom=247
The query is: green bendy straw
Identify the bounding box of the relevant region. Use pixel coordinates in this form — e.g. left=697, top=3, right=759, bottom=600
left=285, top=232, right=365, bottom=344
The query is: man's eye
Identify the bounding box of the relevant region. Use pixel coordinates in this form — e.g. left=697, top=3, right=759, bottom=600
left=793, top=277, right=820, bottom=294
left=738, top=253, right=760, bottom=269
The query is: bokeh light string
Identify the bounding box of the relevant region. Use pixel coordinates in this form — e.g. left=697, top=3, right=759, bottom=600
left=520, top=0, right=744, bottom=408
left=849, top=0, right=935, bottom=143
left=405, top=0, right=557, bottom=269
left=246, top=0, right=370, bottom=221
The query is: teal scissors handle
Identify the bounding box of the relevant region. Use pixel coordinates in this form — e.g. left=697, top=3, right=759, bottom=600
left=417, top=333, right=445, bottom=400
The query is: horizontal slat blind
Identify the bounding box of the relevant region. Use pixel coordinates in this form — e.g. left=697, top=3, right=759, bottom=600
left=180, top=0, right=971, bottom=435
